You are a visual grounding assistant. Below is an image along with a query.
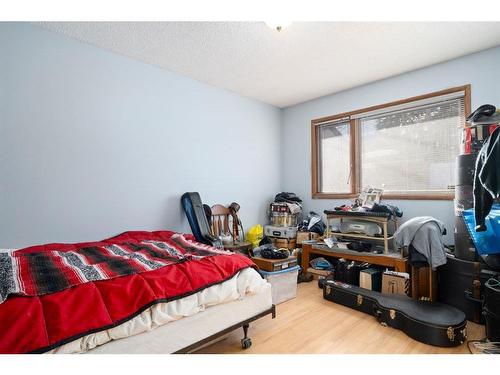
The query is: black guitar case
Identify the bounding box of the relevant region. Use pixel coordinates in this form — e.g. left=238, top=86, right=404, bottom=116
left=323, top=279, right=467, bottom=347
left=181, top=192, right=223, bottom=248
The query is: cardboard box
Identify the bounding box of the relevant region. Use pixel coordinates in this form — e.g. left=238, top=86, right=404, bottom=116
left=271, top=237, right=297, bottom=250
left=359, top=268, right=382, bottom=292
left=296, top=232, right=310, bottom=244
left=307, top=267, right=331, bottom=280
left=296, top=232, right=320, bottom=245
left=251, top=256, right=298, bottom=272
left=382, top=271, right=410, bottom=296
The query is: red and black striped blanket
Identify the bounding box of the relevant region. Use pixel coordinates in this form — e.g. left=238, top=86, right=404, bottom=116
left=0, top=233, right=231, bottom=304
left=0, top=231, right=256, bottom=353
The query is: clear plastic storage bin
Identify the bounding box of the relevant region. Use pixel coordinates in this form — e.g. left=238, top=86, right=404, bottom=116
left=259, top=265, right=301, bottom=305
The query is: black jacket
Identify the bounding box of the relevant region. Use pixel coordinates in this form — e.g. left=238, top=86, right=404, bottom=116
left=474, top=126, right=500, bottom=231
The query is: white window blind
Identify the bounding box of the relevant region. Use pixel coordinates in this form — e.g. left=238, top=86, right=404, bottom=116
left=359, top=97, right=464, bottom=194
left=318, top=119, right=351, bottom=193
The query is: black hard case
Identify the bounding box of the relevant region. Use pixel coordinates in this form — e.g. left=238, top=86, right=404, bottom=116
left=181, top=192, right=222, bottom=247
left=437, top=253, right=499, bottom=324
left=323, top=280, right=467, bottom=347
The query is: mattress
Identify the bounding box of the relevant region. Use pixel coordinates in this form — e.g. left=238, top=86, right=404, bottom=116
left=90, top=281, right=272, bottom=354
left=46, top=267, right=271, bottom=354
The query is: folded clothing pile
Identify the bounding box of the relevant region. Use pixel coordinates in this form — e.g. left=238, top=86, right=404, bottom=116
left=272, top=192, right=302, bottom=214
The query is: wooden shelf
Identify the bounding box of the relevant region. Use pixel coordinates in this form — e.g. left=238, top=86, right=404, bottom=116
left=301, top=242, right=408, bottom=274
left=332, top=232, right=394, bottom=241
left=325, top=212, right=399, bottom=254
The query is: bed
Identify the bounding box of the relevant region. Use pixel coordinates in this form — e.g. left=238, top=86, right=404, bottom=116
left=0, top=230, right=275, bottom=354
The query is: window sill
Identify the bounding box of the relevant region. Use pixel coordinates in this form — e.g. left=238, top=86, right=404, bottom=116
left=312, top=193, right=358, bottom=199
left=312, top=192, right=454, bottom=201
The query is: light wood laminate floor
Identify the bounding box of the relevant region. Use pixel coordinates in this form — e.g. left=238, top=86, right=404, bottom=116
left=196, top=281, right=485, bottom=354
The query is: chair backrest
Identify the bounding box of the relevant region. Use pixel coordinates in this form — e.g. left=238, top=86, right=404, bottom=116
left=210, top=204, right=231, bottom=237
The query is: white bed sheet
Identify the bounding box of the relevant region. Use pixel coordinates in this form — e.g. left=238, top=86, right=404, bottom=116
left=47, top=267, right=271, bottom=354
left=89, top=282, right=272, bottom=354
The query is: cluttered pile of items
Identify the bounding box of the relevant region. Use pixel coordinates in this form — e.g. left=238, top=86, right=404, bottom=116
left=249, top=192, right=304, bottom=305
left=442, top=104, right=500, bottom=353
left=322, top=187, right=403, bottom=255
left=311, top=105, right=500, bottom=351
left=306, top=187, right=470, bottom=347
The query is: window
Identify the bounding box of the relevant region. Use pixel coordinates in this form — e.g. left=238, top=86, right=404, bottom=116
left=311, top=85, right=470, bottom=200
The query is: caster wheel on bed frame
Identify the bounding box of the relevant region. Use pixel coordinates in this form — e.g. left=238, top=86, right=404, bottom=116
left=241, top=324, right=252, bottom=349
left=241, top=338, right=252, bottom=349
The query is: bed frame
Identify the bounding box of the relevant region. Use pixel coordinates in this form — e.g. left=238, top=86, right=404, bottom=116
left=174, top=305, right=276, bottom=353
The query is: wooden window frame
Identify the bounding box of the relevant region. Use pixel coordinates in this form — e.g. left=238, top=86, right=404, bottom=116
left=311, top=84, right=471, bottom=200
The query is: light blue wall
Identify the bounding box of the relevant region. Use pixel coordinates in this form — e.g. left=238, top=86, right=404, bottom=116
left=0, top=23, right=282, bottom=248
left=3, top=23, right=499, bottom=248
left=282, top=46, right=500, bottom=244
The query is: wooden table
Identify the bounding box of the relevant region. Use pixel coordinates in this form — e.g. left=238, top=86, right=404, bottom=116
left=301, top=242, right=408, bottom=274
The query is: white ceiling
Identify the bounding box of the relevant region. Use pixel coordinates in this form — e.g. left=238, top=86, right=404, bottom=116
left=37, top=22, right=500, bottom=108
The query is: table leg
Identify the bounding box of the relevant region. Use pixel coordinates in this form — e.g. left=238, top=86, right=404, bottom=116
left=301, top=244, right=310, bottom=275
left=394, top=258, right=407, bottom=273
left=411, top=266, right=419, bottom=299
left=383, top=222, right=389, bottom=254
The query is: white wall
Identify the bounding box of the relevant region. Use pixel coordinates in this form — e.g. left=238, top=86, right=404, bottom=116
left=281, top=46, right=500, bottom=244
left=0, top=23, right=282, bottom=248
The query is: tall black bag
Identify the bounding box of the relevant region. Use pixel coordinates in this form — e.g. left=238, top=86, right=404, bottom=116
left=437, top=253, right=499, bottom=324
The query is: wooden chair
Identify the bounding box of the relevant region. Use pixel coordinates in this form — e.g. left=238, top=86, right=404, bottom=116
left=210, top=204, right=252, bottom=255
left=210, top=204, right=231, bottom=238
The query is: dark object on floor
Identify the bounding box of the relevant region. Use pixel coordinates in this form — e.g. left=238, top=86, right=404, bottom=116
left=298, top=272, right=314, bottom=283
left=437, top=253, right=499, bottom=324
left=181, top=192, right=223, bottom=247
left=473, top=126, right=500, bottom=232
left=334, top=259, right=370, bottom=286
left=261, top=247, right=289, bottom=259
left=274, top=192, right=302, bottom=204
left=318, top=272, right=334, bottom=289
left=323, top=279, right=467, bottom=347
left=484, top=277, right=500, bottom=342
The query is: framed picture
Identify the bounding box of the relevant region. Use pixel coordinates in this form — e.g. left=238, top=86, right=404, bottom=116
left=358, top=187, right=383, bottom=208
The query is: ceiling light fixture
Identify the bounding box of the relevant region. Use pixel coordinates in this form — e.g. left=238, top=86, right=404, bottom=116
left=265, top=21, right=292, bottom=32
